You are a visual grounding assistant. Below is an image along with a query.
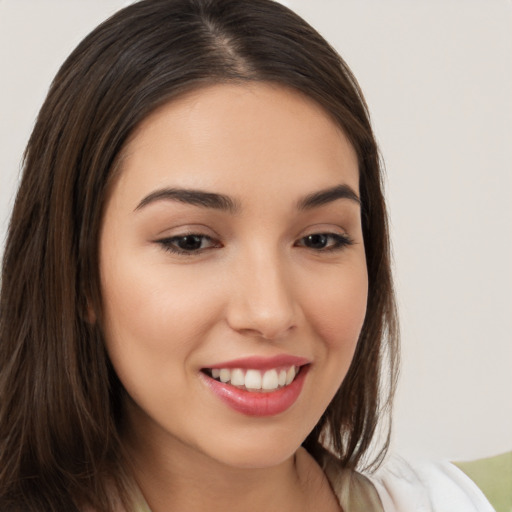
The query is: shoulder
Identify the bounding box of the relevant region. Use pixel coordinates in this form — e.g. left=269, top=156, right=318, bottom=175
left=365, top=454, right=496, bottom=512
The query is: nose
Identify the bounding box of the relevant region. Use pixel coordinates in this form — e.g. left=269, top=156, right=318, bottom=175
left=226, top=250, right=298, bottom=341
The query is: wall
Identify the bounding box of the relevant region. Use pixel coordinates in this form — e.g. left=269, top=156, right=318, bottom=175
left=1, top=0, right=510, bottom=462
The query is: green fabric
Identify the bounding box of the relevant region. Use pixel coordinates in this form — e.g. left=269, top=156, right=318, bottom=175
left=454, top=451, right=512, bottom=512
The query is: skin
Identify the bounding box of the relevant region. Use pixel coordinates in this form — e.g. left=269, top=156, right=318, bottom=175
left=99, top=83, right=368, bottom=511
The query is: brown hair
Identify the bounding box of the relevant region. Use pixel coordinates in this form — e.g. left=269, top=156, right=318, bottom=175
left=0, top=0, right=399, bottom=510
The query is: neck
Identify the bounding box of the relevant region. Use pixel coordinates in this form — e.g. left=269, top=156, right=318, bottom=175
left=121, top=408, right=338, bottom=512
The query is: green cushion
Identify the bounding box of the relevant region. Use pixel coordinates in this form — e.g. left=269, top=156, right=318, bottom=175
left=454, top=451, right=512, bottom=512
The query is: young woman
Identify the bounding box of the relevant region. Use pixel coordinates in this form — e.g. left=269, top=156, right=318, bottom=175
left=0, top=1, right=498, bottom=511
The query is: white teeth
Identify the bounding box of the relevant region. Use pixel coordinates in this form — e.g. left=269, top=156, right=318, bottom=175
left=245, top=369, right=262, bottom=390
left=285, top=366, right=296, bottom=386
left=262, top=369, right=279, bottom=390
left=231, top=368, right=245, bottom=386
left=208, top=365, right=301, bottom=391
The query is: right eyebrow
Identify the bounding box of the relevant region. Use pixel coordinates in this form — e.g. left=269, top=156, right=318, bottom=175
left=134, top=187, right=241, bottom=214
left=296, top=184, right=361, bottom=211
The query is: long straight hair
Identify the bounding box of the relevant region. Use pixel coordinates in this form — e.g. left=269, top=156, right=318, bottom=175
left=0, top=0, right=399, bottom=510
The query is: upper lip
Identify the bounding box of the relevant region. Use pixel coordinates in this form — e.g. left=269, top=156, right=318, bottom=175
left=205, top=354, right=310, bottom=371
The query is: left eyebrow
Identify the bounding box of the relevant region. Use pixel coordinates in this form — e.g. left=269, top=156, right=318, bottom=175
left=296, top=184, right=361, bottom=211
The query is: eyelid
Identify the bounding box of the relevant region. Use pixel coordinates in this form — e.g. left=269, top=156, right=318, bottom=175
left=153, top=222, right=218, bottom=238
left=296, top=222, right=353, bottom=241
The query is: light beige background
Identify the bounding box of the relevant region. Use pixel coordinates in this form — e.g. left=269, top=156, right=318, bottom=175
left=1, top=0, right=511, bottom=461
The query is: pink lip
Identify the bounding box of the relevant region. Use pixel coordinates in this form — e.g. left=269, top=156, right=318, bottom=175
left=206, top=354, right=310, bottom=371
left=200, top=364, right=310, bottom=417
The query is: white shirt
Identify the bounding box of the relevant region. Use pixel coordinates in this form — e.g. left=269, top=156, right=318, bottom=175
left=368, top=455, right=495, bottom=512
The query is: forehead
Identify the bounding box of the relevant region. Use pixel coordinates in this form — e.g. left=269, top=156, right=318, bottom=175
left=113, top=82, right=359, bottom=207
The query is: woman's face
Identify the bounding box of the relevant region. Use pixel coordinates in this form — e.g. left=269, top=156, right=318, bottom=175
left=99, top=83, right=368, bottom=469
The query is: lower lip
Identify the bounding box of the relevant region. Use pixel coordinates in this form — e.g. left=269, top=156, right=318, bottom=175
left=201, top=366, right=309, bottom=417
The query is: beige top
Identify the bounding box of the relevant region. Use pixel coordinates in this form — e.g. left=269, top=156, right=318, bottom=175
left=132, top=450, right=385, bottom=512
left=322, top=452, right=385, bottom=512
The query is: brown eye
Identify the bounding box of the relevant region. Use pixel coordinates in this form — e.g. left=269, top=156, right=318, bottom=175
left=303, top=234, right=329, bottom=249
left=157, top=234, right=220, bottom=255
left=296, top=233, right=353, bottom=252
left=175, top=235, right=204, bottom=251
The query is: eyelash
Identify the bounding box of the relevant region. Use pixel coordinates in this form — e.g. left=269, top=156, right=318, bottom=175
left=156, top=232, right=353, bottom=256
left=294, top=233, right=354, bottom=252
left=156, top=233, right=220, bottom=256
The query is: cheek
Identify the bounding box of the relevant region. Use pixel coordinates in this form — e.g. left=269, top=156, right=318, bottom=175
left=100, top=252, right=224, bottom=353
left=304, top=262, right=368, bottom=351
left=291, top=260, right=368, bottom=432
left=99, top=259, right=221, bottom=413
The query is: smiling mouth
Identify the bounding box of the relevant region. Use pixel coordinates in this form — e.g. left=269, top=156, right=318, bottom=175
left=202, top=366, right=302, bottom=393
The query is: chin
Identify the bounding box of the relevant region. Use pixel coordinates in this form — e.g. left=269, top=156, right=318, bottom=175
left=213, top=446, right=297, bottom=470
left=195, top=424, right=309, bottom=470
